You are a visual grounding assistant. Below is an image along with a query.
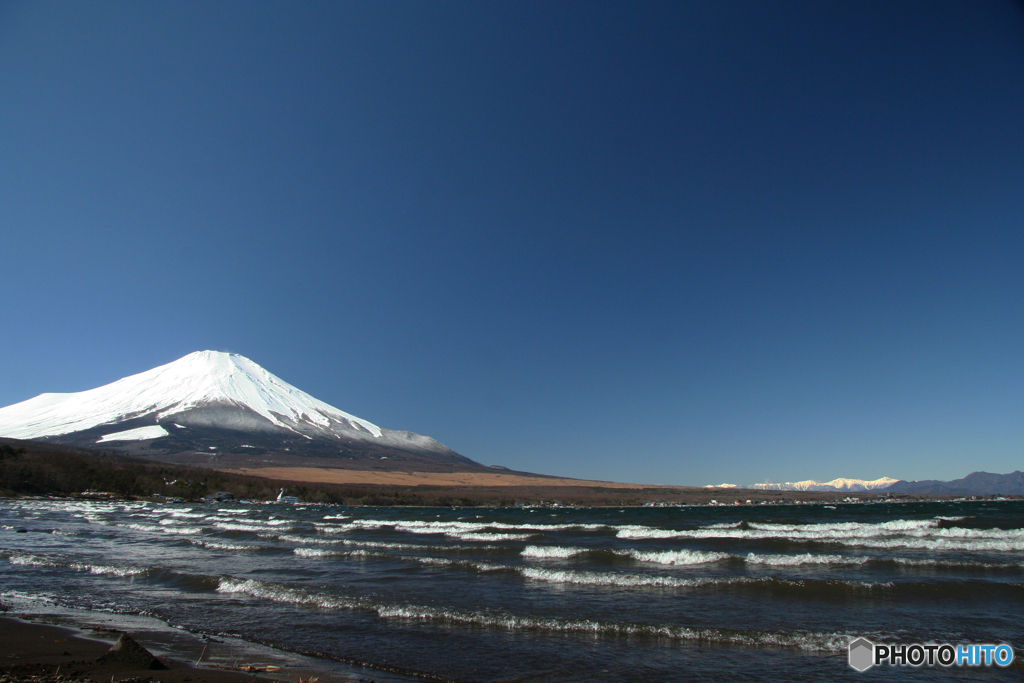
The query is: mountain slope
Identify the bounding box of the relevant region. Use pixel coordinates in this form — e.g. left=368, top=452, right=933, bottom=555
left=0, top=351, right=482, bottom=471
left=884, top=471, right=1024, bottom=496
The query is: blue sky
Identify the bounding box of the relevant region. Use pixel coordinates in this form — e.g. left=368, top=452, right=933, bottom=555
left=2, top=1, right=1022, bottom=485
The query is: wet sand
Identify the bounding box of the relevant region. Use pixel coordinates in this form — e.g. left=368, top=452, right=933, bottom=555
left=0, top=616, right=381, bottom=683
left=0, top=617, right=275, bottom=683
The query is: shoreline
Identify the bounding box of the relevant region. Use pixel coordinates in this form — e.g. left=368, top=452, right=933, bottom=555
left=0, top=615, right=289, bottom=683
left=4, top=491, right=1016, bottom=509
left=0, top=602, right=423, bottom=683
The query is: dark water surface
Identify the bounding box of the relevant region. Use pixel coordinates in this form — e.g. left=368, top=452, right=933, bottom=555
left=2, top=498, right=1022, bottom=681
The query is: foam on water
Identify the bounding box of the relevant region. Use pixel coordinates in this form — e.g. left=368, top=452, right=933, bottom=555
left=744, top=553, right=869, bottom=567
left=518, top=567, right=714, bottom=588
left=522, top=545, right=588, bottom=559
left=454, top=532, right=534, bottom=541
left=9, top=552, right=149, bottom=577
left=189, top=539, right=260, bottom=551
left=120, top=522, right=202, bottom=535
left=522, top=547, right=729, bottom=566
left=294, top=547, right=346, bottom=557
left=269, top=533, right=347, bottom=545
left=614, top=518, right=1024, bottom=552
left=214, top=522, right=279, bottom=532
left=624, top=549, right=730, bottom=565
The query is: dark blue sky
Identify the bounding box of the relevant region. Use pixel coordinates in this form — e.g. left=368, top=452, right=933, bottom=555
left=2, top=1, right=1022, bottom=484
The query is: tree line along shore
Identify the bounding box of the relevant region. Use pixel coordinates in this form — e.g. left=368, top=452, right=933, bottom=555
left=0, top=439, right=987, bottom=508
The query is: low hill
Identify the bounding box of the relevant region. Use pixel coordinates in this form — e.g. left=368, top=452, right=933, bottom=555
left=885, top=471, right=1024, bottom=495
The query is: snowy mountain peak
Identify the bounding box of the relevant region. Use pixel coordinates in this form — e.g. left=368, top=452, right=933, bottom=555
left=0, top=350, right=382, bottom=440
left=749, top=477, right=898, bottom=492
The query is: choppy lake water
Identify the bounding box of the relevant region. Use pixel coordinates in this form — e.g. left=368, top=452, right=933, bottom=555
left=2, top=498, right=1022, bottom=681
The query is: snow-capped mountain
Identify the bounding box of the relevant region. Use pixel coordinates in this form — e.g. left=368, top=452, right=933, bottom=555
left=0, top=351, right=480, bottom=470
left=749, top=477, right=898, bottom=492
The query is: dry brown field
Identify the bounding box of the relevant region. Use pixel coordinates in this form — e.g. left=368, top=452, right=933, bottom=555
left=225, top=467, right=668, bottom=489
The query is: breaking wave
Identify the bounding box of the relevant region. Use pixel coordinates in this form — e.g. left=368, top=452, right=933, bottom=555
left=188, top=539, right=261, bottom=552
left=521, top=545, right=589, bottom=559
left=521, top=546, right=729, bottom=565
left=214, top=576, right=850, bottom=651
left=614, top=518, right=1024, bottom=552
left=121, top=523, right=204, bottom=535
left=623, top=549, right=731, bottom=565
left=744, top=553, right=869, bottom=567
left=8, top=552, right=150, bottom=578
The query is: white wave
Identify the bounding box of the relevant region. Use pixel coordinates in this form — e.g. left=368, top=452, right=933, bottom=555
left=744, top=553, right=869, bottom=567
left=294, top=547, right=344, bottom=557
left=338, top=519, right=608, bottom=536
left=316, top=519, right=540, bottom=541
left=453, top=532, right=534, bottom=541
left=889, top=557, right=1024, bottom=569
left=120, top=522, right=202, bottom=535
left=213, top=522, right=272, bottom=532
left=521, top=544, right=731, bottom=565
left=269, top=533, right=347, bottom=545
left=343, top=540, right=455, bottom=551
left=0, top=590, right=58, bottom=607
left=397, top=555, right=507, bottom=574
left=518, top=567, right=716, bottom=588
left=374, top=604, right=851, bottom=651
left=70, top=562, right=149, bottom=577
left=614, top=525, right=682, bottom=539
left=840, top=537, right=1024, bottom=552
left=160, top=526, right=204, bottom=535
left=522, top=546, right=589, bottom=559
left=167, top=510, right=207, bottom=519
left=9, top=553, right=148, bottom=577
left=615, top=519, right=1024, bottom=551
left=8, top=553, right=59, bottom=568
left=624, top=549, right=730, bottom=565
left=213, top=577, right=852, bottom=651
left=82, top=516, right=111, bottom=525
left=189, top=539, right=258, bottom=551
left=294, top=547, right=388, bottom=559
left=217, top=577, right=360, bottom=610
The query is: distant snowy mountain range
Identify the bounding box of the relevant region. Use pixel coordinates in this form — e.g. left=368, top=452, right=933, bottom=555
left=706, top=477, right=898, bottom=492
left=750, top=477, right=899, bottom=492
left=707, top=473, right=1024, bottom=496
left=0, top=351, right=482, bottom=471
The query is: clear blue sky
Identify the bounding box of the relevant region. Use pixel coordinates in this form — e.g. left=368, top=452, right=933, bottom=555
left=2, top=1, right=1022, bottom=485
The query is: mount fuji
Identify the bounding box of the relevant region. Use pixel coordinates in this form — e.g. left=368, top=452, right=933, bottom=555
left=0, top=351, right=482, bottom=471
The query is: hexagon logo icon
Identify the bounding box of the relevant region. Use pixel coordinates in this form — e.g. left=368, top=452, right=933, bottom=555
left=848, top=637, right=874, bottom=671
